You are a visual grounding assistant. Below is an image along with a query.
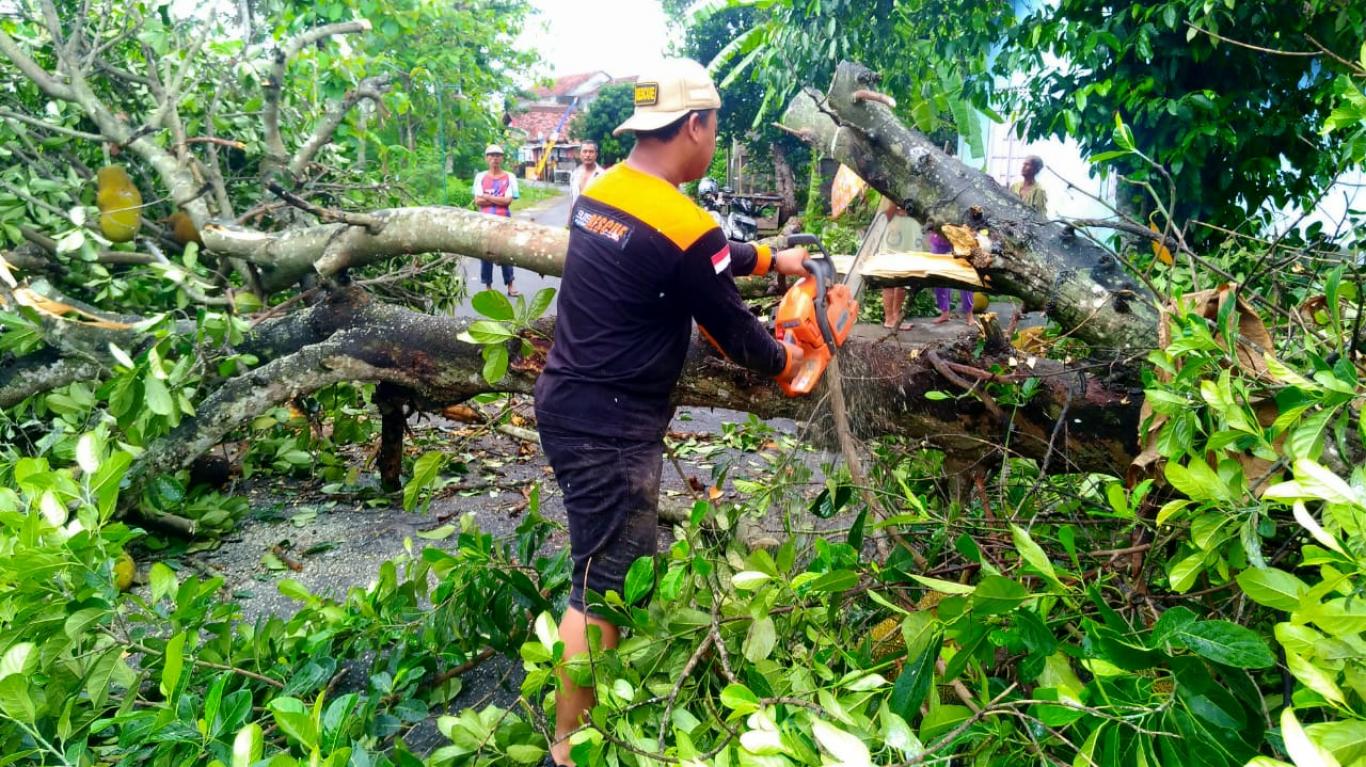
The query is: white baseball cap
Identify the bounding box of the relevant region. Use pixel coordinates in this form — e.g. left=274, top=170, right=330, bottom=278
left=613, top=59, right=722, bottom=136
left=484, top=144, right=505, bottom=155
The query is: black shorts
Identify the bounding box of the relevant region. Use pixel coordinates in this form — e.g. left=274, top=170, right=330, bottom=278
left=539, top=424, right=663, bottom=613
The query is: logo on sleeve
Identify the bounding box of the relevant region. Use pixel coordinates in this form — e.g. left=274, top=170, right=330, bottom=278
left=573, top=208, right=633, bottom=248
left=710, top=245, right=731, bottom=274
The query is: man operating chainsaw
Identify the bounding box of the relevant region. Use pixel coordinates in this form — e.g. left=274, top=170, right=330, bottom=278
left=533, top=58, right=812, bottom=766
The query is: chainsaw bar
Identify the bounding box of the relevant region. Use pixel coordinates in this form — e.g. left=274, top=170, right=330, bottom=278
left=839, top=209, right=891, bottom=299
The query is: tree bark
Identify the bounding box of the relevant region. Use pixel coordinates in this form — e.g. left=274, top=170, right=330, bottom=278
left=125, top=288, right=1141, bottom=492
left=780, top=62, right=1159, bottom=356
left=772, top=142, right=799, bottom=223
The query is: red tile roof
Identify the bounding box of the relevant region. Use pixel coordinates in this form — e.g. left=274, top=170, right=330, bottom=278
left=534, top=72, right=600, bottom=99
left=507, top=105, right=579, bottom=143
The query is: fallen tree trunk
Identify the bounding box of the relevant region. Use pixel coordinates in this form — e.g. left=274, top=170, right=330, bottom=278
left=127, top=287, right=1141, bottom=490
left=781, top=61, right=1159, bottom=356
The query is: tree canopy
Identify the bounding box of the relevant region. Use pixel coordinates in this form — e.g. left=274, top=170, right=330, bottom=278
left=568, top=82, right=635, bottom=165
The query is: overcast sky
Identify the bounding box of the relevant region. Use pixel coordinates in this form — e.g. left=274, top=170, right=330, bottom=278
left=517, top=0, right=679, bottom=82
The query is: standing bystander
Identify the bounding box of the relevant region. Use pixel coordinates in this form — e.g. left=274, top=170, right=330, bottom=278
left=473, top=144, right=520, bottom=296
left=1010, top=155, right=1048, bottom=215
left=568, top=140, right=605, bottom=207
left=928, top=229, right=974, bottom=325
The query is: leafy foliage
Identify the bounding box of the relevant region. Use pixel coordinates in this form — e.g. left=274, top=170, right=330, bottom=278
left=998, top=0, right=1366, bottom=227
left=569, top=83, right=637, bottom=166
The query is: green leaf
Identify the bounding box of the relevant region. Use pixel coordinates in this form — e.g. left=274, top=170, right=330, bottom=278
left=1165, top=459, right=1228, bottom=501
left=527, top=287, right=556, bottom=320
left=149, top=562, right=178, bottom=603
left=403, top=451, right=447, bottom=512
left=910, top=574, right=975, bottom=594
left=0, top=676, right=35, bottom=723
left=1167, top=550, right=1207, bottom=593
left=973, top=576, right=1029, bottom=614
left=161, top=631, right=187, bottom=697
left=507, top=745, right=545, bottom=764
left=623, top=557, right=654, bottom=604
left=481, top=343, right=509, bottom=384
left=65, top=607, right=107, bottom=639
left=720, top=683, right=760, bottom=714
left=806, top=569, right=859, bottom=593
left=1011, top=524, right=1064, bottom=590
left=143, top=374, right=174, bottom=416
left=1235, top=568, right=1308, bottom=611
left=1176, top=620, right=1275, bottom=668
left=85, top=647, right=122, bottom=709
left=278, top=579, right=313, bottom=603
left=812, top=719, right=872, bottom=767
left=744, top=616, right=777, bottom=663
left=890, top=631, right=942, bottom=721
left=467, top=320, right=515, bottom=344
left=1305, top=720, right=1366, bottom=764
left=1089, top=149, right=1132, bottom=163
left=232, top=723, right=264, bottom=767
left=268, top=697, right=318, bottom=751
left=471, top=290, right=514, bottom=321
left=1282, top=707, right=1341, bottom=767
left=732, top=571, right=772, bottom=590
left=1286, top=650, right=1346, bottom=706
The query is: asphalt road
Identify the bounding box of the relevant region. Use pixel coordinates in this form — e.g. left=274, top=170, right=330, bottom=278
left=454, top=192, right=570, bottom=318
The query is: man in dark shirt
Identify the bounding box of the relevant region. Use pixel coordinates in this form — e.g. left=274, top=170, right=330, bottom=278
left=534, top=58, right=811, bottom=765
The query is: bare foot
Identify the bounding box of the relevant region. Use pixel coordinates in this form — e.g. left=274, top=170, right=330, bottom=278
left=899, top=320, right=915, bottom=331
left=507, top=285, right=521, bottom=297
left=932, top=312, right=951, bottom=325
left=965, top=312, right=976, bottom=325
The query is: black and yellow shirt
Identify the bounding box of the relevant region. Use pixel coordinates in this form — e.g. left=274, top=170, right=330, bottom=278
left=533, top=163, right=788, bottom=441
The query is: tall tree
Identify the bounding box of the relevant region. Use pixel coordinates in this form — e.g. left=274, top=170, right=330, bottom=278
left=996, top=0, right=1366, bottom=228
left=569, top=83, right=636, bottom=165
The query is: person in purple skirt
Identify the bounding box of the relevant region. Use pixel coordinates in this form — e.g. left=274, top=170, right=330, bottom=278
left=927, top=229, right=974, bottom=325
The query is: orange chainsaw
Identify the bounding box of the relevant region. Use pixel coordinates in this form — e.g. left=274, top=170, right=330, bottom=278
left=774, top=234, right=857, bottom=396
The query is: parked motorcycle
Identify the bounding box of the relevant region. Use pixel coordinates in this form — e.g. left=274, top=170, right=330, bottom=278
left=697, top=178, right=781, bottom=242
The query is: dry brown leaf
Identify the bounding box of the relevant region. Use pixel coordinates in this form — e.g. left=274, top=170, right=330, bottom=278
left=12, top=287, right=133, bottom=329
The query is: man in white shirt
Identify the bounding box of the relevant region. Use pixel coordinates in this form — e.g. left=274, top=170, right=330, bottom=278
left=568, top=141, right=605, bottom=207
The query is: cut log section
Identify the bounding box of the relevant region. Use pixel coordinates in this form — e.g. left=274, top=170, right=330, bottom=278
left=831, top=251, right=985, bottom=289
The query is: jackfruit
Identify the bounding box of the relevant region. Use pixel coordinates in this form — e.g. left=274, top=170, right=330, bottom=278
left=167, top=211, right=201, bottom=246
left=114, top=552, right=135, bottom=591
left=97, top=165, right=142, bottom=242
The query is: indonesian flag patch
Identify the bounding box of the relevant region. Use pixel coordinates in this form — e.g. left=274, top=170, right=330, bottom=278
left=710, top=245, right=731, bottom=274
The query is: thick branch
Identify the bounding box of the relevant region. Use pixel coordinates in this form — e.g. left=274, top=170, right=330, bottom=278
left=781, top=62, right=1159, bottom=354
left=126, top=289, right=1141, bottom=493
left=0, top=27, right=75, bottom=100
left=288, top=73, right=392, bottom=177
left=203, top=207, right=568, bottom=292
left=0, top=350, right=105, bottom=409
left=0, top=108, right=102, bottom=141
left=261, top=20, right=372, bottom=180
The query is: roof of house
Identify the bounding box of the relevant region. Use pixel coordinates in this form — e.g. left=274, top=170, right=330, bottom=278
left=534, top=71, right=610, bottom=99
left=507, top=105, right=579, bottom=143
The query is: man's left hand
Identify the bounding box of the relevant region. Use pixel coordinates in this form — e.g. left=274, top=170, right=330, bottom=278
left=774, top=247, right=811, bottom=277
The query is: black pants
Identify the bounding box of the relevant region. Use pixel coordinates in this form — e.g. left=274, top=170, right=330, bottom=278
left=539, top=424, right=662, bottom=613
